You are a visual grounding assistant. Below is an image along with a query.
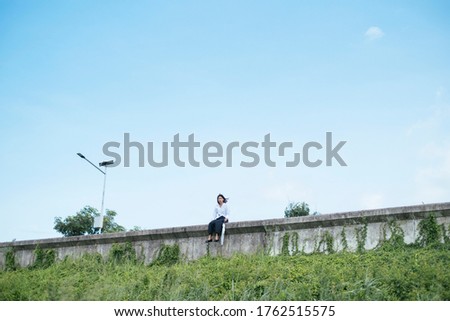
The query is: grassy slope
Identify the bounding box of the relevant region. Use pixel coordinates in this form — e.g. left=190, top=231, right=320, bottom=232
left=1, top=246, right=449, bottom=301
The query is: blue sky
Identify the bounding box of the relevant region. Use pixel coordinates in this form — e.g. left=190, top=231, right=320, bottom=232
left=1, top=1, right=449, bottom=242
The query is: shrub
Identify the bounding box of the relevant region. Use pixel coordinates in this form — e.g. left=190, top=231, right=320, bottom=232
left=284, top=202, right=310, bottom=217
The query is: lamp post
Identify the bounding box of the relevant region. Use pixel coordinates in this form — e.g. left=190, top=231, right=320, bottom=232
left=77, top=153, right=114, bottom=234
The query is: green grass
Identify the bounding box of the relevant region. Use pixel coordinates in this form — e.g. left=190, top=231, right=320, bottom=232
left=1, top=245, right=449, bottom=301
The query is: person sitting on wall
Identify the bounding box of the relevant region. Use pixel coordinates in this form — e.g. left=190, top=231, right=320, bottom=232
left=206, top=194, right=229, bottom=242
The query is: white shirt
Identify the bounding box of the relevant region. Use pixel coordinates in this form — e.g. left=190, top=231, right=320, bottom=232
left=213, top=203, right=230, bottom=220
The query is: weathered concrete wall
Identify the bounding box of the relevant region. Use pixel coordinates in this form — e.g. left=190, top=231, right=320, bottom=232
left=1, top=202, right=450, bottom=268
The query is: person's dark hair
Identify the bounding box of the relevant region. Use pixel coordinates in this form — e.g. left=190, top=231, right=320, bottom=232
left=217, top=194, right=228, bottom=204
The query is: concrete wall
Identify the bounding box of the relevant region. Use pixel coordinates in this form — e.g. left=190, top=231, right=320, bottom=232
left=1, top=202, right=450, bottom=268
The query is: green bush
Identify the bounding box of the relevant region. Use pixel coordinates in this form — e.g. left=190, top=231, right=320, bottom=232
left=284, top=202, right=310, bottom=217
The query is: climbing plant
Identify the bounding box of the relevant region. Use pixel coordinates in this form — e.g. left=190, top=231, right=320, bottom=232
left=31, top=245, right=56, bottom=269
left=340, top=227, right=349, bottom=252
left=109, top=242, right=137, bottom=264
left=5, top=248, right=17, bottom=271
left=151, top=244, right=180, bottom=266
left=378, top=220, right=405, bottom=250
left=355, top=221, right=368, bottom=253
left=416, top=213, right=441, bottom=247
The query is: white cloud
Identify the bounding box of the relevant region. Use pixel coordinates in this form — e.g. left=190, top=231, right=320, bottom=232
left=364, top=26, right=384, bottom=40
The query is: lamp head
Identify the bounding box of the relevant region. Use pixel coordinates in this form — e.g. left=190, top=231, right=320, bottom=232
left=99, top=160, right=114, bottom=167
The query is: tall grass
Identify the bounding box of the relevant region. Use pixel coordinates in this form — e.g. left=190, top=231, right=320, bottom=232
left=1, top=245, right=449, bottom=301
left=2, top=215, right=449, bottom=300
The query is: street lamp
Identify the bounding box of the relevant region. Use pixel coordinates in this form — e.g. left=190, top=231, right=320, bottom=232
left=77, top=153, right=114, bottom=234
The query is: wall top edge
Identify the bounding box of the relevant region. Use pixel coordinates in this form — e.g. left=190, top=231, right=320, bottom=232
left=1, top=201, right=449, bottom=248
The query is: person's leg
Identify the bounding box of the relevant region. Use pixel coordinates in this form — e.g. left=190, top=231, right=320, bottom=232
left=213, top=217, right=225, bottom=241
left=206, top=221, right=214, bottom=242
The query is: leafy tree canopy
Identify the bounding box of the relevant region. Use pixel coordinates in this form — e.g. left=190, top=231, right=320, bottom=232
left=54, top=205, right=125, bottom=237
left=284, top=201, right=310, bottom=218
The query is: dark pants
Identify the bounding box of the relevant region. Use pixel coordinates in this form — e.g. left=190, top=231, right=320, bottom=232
left=208, top=216, right=225, bottom=235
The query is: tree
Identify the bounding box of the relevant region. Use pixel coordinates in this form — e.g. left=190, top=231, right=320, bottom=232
left=284, top=201, right=310, bottom=218
left=102, top=209, right=126, bottom=233
left=54, top=205, right=125, bottom=237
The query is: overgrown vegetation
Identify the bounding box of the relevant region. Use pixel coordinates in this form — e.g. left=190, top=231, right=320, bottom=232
left=340, top=227, right=349, bottom=252
left=31, top=246, right=56, bottom=270
left=318, top=231, right=335, bottom=254
left=1, top=214, right=449, bottom=301
left=1, top=246, right=449, bottom=300
left=151, top=244, right=180, bottom=267
left=5, top=248, right=17, bottom=271
left=416, top=213, right=442, bottom=247
left=109, top=242, right=138, bottom=264
left=355, top=220, right=368, bottom=253
left=378, top=219, right=406, bottom=251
